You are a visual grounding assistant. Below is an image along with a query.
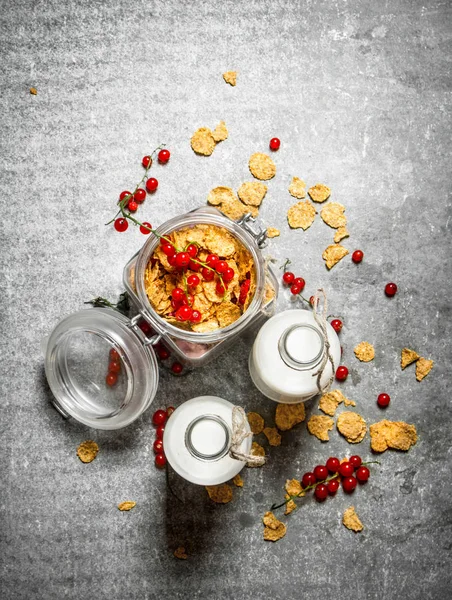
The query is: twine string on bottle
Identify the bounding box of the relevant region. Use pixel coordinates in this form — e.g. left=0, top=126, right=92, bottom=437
left=311, top=288, right=336, bottom=395
left=228, top=406, right=266, bottom=466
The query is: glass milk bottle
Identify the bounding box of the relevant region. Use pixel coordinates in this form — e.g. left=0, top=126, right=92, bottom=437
left=248, top=307, right=341, bottom=404
left=163, top=396, right=255, bottom=485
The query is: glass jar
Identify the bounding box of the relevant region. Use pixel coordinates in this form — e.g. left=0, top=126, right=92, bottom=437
left=123, top=206, right=278, bottom=367
left=163, top=396, right=252, bottom=485
left=249, top=309, right=341, bottom=403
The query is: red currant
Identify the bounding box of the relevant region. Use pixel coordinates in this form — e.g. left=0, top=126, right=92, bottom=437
left=152, top=409, right=167, bottom=426
left=172, top=288, right=185, bottom=302
left=155, top=453, right=166, bottom=468
left=309, top=295, right=316, bottom=306
left=313, top=465, right=328, bottom=481
left=134, top=188, right=146, bottom=203
left=171, top=362, right=183, bottom=374
left=186, top=243, right=198, bottom=258
left=108, top=360, right=121, bottom=374
left=222, top=267, right=235, bottom=283
left=385, top=282, right=398, bottom=297
left=335, top=365, right=349, bottom=381
left=215, top=260, right=228, bottom=274
left=293, top=277, right=305, bottom=291
left=139, top=320, right=152, bottom=335
left=176, top=306, right=192, bottom=321
left=142, top=155, right=152, bottom=168
left=326, top=456, right=340, bottom=473
left=282, top=271, right=295, bottom=285
left=216, top=281, right=227, bottom=295
left=314, top=483, right=328, bottom=501
left=190, top=310, right=202, bottom=323
left=156, top=425, right=165, bottom=439
left=145, top=177, right=158, bottom=193
left=290, top=283, right=302, bottom=295
left=339, top=461, right=354, bottom=477
left=114, top=218, right=128, bottom=232
left=349, top=455, right=362, bottom=469
left=301, top=472, right=317, bottom=488
left=175, top=252, right=190, bottom=269
left=342, top=476, right=357, bottom=493
left=330, top=319, right=343, bottom=333
left=109, top=348, right=120, bottom=361
left=140, top=222, right=152, bottom=235
left=206, top=254, right=219, bottom=268
left=128, top=200, right=138, bottom=212
left=158, top=149, right=171, bottom=163
left=188, top=259, right=200, bottom=271
left=106, top=372, right=117, bottom=386
left=157, top=345, right=170, bottom=360
left=153, top=439, right=164, bottom=454
left=356, top=466, right=370, bottom=483
left=377, top=393, right=391, bottom=408
left=352, top=250, right=364, bottom=263
left=202, top=267, right=215, bottom=281
left=187, top=274, right=200, bottom=288
left=119, top=190, right=132, bottom=201
left=269, top=137, right=281, bottom=151
left=327, top=479, right=340, bottom=495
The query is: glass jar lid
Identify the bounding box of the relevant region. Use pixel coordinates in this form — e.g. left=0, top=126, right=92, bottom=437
left=44, top=308, right=159, bottom=429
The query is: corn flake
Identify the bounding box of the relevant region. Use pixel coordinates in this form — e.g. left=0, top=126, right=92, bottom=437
left=288, top=176, right=306, bottom=199
left=284, top=479, right=304, bottom=515
left=232, top=474, right=244, bottom=487
left=30, top=87, right=38, bottom=95
left=343, top=507, right=363, bottom=532
left=354, top=341, right=375, bottom=362
left=76, top=440, right=99, bottom=463
left=191, top=318, right=220, bottom=333
left=337, top=412, right=367, bottom=443
left=275, top=402, right=305, bottom=431
left=223, top=71, right=237, bottom=86
left=205, top=483, right=233, bottom=503
left=247, top=412, right=265, bottom=435
left=118, top=501, right=136, bottom=511
left=263, top=427, right=281, bottom=446
left=287, top=200, right=317, bottom=230
left=307, top=415, right=334, bottom=441
left=204, top=227, right=237, bottom=257
left=416, top=357, right=433, bottom=381
left=308, top=183, right=331, bottom=203
left=263, top=511, right=287, bottom=542
left=249, top=153, right=276, bottom=181
left=322, top=244, right=349, bottom=269
left=216, top=301, right=241, bottom=328
left=401, top=348, right=420, bottom=369
left=212, top=121, right=228, bottom=142
left=334, top=226, right=349, bottom=243
left=321, top=202, right=347, bottom=229
left=370, top=420, right=417, bottom=453
left=247, top=442, right=266, bottom=467
left=319, top=389, right=348, bottom=417
left=174, top=547, right=188, bottom=559
left=191, top=127, right=216, bottom=156
left=266, top=227, right=280, bottom=238
left=237, top=182, right=268, bottom=206
left=207, top=186, right=236, bottom=206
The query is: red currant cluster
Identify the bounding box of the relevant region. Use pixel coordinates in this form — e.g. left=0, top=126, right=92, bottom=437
left=282, top=270, right=306, bottom=296
left=152, top=407, right=174, bottom=468
left=105, top=348, right=122, bottom=387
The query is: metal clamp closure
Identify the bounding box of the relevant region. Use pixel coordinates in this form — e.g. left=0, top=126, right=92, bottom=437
left=127, top=314, right=162, bottom=346
left=237, top=213, right=268, bottom=247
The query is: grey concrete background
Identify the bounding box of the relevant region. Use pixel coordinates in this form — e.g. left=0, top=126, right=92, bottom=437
left=1, top=0, right=451, bottom=598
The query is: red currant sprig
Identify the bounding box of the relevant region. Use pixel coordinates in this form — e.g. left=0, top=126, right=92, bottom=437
left=280, top=258, right=312, bottom=304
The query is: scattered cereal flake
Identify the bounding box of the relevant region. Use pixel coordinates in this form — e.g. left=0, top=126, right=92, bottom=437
left=212, top=121, right=228, bottom=142
left=266, top=227, right=280, bottom=238
left=369, top=420, right=417, bottom=453
left=247, top=442, right=266, bottom=467
left=288, top=176, right=306, bottom=199
left=237, top=181, right=268, bottom=206
left=416, top=357, right=434, bottom=381
left=247, top=412, right=265, bottom=435
left=354, top=342, right=375, bottom=362
left=320, top=202, right=347, bottom=229
left=284, top=479, right=304, bottom=515
left=263, top=427, right=281, bottom=447
left=263, top=511, right=287, bottom=542
left=191, top=127, right=216, bottom=156
left=322, top=244, right=349, bottom=269
left=30, top=87, right=38, bottom=95
left=207, top=186, right=236, bottom=206
left=205, top=483, right=233, bottom=503
left=334, top=226, right=349, bottom=243
left=215, top=301, right=242, bottom=328
left=232, top=474, right=244, bottom=487
left=337, top=412, right=367, bottom=443
left=287, top=200, right=317, bottom=230
left=218, top=196, right=249, bottom=221
left=249, top=153, right=276, bottom=181
left=308, top=183, right=331, bottom=203
left=344, top=398, right=356, bottom=407
left=76, top=440, right=99, bottom=463
left=223, top=71, right=237, bottom=86
left=174, top=547, right=188, bottom=560
left=343, top=507, right=363, bottom=532
left=118, top=501, right=136, bottom=511
left=307, top=415, right=334, bottom=441
left=319, top=390, right=348, bottom=417
left=401, top=348, right=420, bottom=369
left=275, top=403, right=305, bottom=431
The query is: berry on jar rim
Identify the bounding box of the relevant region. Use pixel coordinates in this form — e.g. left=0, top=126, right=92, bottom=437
left=114, top=218, right=128, bottom=232
left=269, top=137, right=281, bottom=151
left=335, top=365, right=349, bottom=381
left=145, top=177, right=158, bottom=193
left=377, top=393, right=391, bottom=408
left=282, top=271, right=295, bottom=285
left=352, top=250, right=364, bottom=263
left=330, top=319, right=343, bottom=333
left=158, top=149, right=171, bottom=163
left=385, top=282, right=398, bottom=297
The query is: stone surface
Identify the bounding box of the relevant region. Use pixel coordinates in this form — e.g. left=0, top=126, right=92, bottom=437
left=1, top=0, right=451, bottom=599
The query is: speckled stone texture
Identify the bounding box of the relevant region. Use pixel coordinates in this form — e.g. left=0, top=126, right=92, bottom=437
left=1, top=0, right=451, bottom=598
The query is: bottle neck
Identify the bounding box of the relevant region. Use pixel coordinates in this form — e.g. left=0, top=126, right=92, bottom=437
left=184, top=414, right=231, bottom=461
left=278, top=324, right=324, bottom=371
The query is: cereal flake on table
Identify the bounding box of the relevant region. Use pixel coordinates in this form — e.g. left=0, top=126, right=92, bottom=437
left=285, top=479, right=304, bottom=515
left=247, top=412, right=265, bottom=435
left=76, top=440, right=99, bottom=463
left=263, top=511, right=287, bottom=542
left=287, top=200, right=317, bottom=230
left=117, top=501, right=136, bottom=511
left=322, top=244, right=349, bottom=269
left=275, top=402, right=305, bottom=431
left=288, top=176, right=306, bottom=199
left=354, top=342, right=375, bottom=362
left=370, top=420, right=417, bottom=452
left=190, top=127, right=216, bottom=156
left=343, top=507, right=363, bottom=532
left=321, top=202, right=347, bottom=229
left=307, top=415, right=334, bottom=441
left=205, top=483, right=233, bottom=503
left=246, top=442, right=266, bottom=467
left=337, top=412, right=367, bottom=443
left=319, top=389, right=349, bottom=417
left=212, top=121, right=228, bottom=142
left=263, top=427, right=282, bottom=447
left=30, top=87, right=38, bottom=95
left=248, top=152, right=276, bottom=181
left=334, top=226, right=349, bottom=243
left=232, top=474, right=244, bottom=487
left=174, top=547, right=188, bottom=560
left=416, top=357, right=434, bottom=381
left=401, top=348, right=420, bottom=369
left=308, top=183, right=331, bottom=203
left=223, top=71, right=237, bottom=86
left=237, top=181, right=268, bottom=207
left=266, top=228, right=280, bottom=238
